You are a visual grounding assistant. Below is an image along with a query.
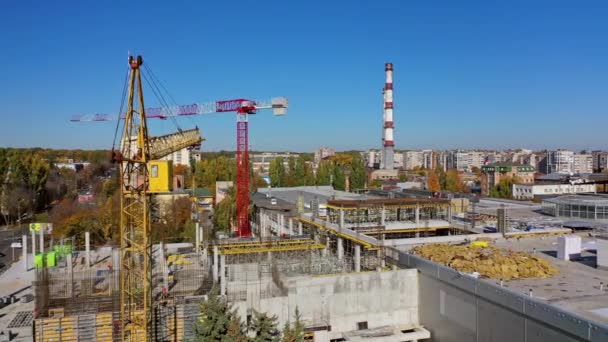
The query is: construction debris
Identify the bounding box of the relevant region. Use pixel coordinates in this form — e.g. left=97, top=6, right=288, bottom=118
left=411, top=243, right=558, bottom=280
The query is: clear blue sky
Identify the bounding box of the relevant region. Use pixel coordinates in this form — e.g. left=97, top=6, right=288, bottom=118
left=1, top=1, right=607, bottom=152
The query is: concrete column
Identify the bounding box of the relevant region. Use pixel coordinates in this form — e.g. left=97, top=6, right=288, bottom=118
left=31, top=230, right=36, bottom=258
left=195, top=222, right=200, bottom=253
left=337, top=237, right=344, bottom=260
left=213, top=246, right=219, bottom=282
left=339, top=210, right=345, bottom=228
left=85, top=231, right=90, bottom=268
left=160, top=242, right=168, bottom=290
left=448, top=203, right=453, bottom=223
left=381, top=207, right=386, bottom=225
left=66, top=253, right=73, bottom=297
left=22, top=235, right=28, bottom=271
left=39, top=229, right=44, bottom=254
left=289, top=218, right=293, bottom=236
left=112, top=248, right=120, bottom=269
left=298, top=221, right=303, bottom=235
left=354, top=245, right=361, bottom=272
left=415, top=207, right=420, bottom=225
left=220, top=254, right=226, bottom=296
left=267, top=251, right=272, bottom=262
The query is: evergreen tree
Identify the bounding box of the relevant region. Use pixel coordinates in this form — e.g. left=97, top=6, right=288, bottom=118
left=224, top=316, right=248, bottom=342
left=194, top=288, right=235, bottom=341
left=281, top=307, right=304, bottom=342
left=250, top=310, right=280, bottom=342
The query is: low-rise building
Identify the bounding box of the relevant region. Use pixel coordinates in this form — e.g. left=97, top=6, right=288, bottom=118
left=481, top=162, right=535, bottom=195
left=512, top=183, right=596, bottom=200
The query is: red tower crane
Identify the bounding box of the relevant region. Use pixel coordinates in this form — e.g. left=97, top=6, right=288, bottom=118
left=72, top=97, right=288, bottom=237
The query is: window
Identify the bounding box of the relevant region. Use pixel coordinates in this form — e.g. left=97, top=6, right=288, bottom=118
left=151, top=165, right=158, bottom=178
left=357, top=322, right=368, bottom=330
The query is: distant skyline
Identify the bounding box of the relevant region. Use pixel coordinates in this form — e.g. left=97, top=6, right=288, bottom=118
left=1, top=1, right=607, bottom=152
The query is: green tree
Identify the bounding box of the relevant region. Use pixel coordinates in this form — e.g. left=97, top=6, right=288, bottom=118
left=214, top=187, right=236, bottom=233
left=269, top=158, right=286, bottom=187
left=303, top=163, right=316, bottom=186
left=194, top=288, right=236, bottom=341
left=250, top=310, right=280, bottom=342
left=293, top=157, right=306, bottom=186
left=281, top=307, right=304, bottom=342
left=349, top=155, right=366, bottom=191
left=489, top=176, right=519, bottom=199
left=332, top=164, right=346, bottom=191
left=436, top=165, right=447, bottom=190
left=315, top=160, right=331, bottom=185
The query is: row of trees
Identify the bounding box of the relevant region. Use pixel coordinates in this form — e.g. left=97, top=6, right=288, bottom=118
left=268, top=153, right=366, bottom=191
left=426, top=166, right=465, bottom=193
left=194, top=289, right=304, bottom=341
left=0, top=149, right=51, bottom=225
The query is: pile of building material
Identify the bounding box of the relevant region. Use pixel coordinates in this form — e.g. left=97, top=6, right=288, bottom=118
left=411, top=243, right=558, bottom=280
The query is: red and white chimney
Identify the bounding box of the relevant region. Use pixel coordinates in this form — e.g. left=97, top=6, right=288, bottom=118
left=382, top=62, right=394, bottom=170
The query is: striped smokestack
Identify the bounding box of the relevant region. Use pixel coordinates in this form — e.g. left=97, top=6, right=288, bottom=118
left=382, top=62, right=394, bottom=170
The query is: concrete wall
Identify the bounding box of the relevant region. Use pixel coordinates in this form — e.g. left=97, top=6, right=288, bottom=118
left=389, top=249, right=608, bottom=342
left=231, top=269, right=419, bottom=339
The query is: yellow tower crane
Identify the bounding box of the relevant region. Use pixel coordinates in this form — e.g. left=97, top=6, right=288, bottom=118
left=111, top=55, right=202, bottom=341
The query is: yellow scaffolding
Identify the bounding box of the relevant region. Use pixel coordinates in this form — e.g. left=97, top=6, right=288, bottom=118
left=211, top=238, right=326, bottom=255
left=295, top=217, right=380, bottom=250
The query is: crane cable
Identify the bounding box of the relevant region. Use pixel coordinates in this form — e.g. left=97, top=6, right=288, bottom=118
left=140, top=65, right=182, bottom=132
left=144, top=63, right=199, bottom=129
left=111, top=66, right=131, bottom=153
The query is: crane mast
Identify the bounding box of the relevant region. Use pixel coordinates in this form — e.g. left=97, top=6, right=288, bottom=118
left=118, top=55, right=153, bottom=341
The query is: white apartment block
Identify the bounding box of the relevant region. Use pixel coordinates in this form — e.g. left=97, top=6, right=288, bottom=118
left=573, top=154, right=593, bottom=174
left=548, top=150, right=575, bottom=173
left=449, top=151, right=473, bottom=171
left=393, top=153, right=404, bottom=169
left=404, top=151, right=423, bottom=170
left=546, top=150, right=592, bottom=174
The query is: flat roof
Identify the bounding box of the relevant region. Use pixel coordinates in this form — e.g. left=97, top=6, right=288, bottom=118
left=327, top=197, right=449, bottom=208
left=544, top=195, right=608, bottom=206
left=258, top=186, right=367, bottom=207
left=402, top=233, right=608, bottom=326
left=492, top=235, right=608, bottom=325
